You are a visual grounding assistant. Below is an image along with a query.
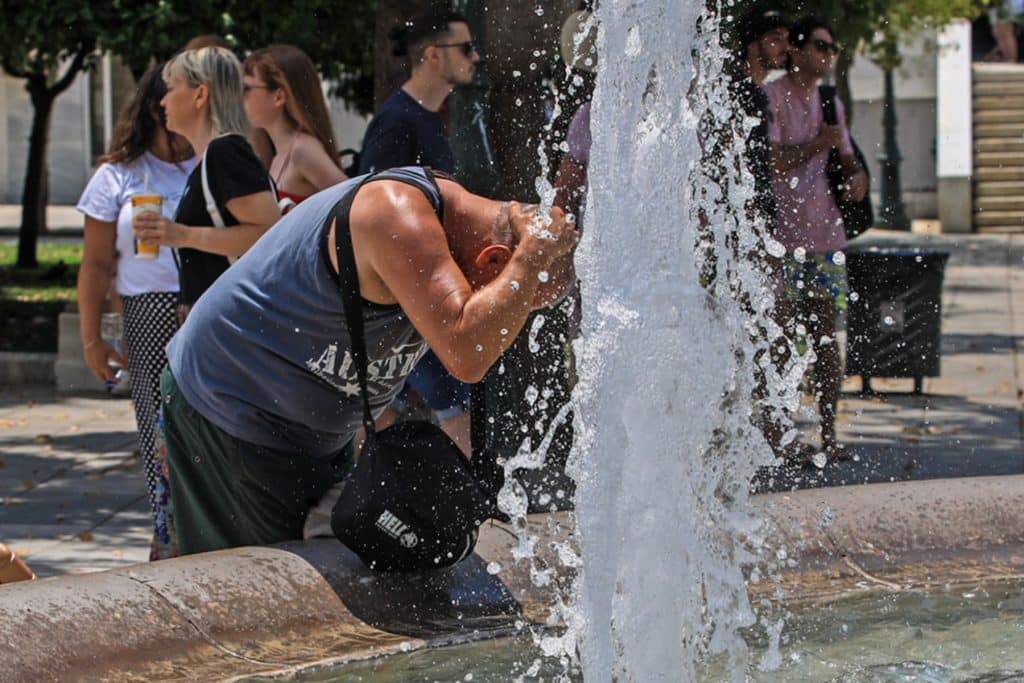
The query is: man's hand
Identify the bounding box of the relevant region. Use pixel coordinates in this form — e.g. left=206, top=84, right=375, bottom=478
left=133, top=211, right=188, bottom=249
left=511, top=203, right=580, bottom=269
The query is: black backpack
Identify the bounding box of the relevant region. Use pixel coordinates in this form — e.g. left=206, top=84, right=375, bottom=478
left=819, top=85, right=873, bottom=240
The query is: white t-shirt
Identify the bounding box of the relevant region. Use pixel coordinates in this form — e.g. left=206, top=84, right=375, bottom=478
left=76, top=152, right=195, bottom=296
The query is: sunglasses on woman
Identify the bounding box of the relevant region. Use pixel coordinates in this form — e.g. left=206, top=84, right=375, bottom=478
left=434, top=40, right=478, bottom=57
left=812, top=39, right=840, bottom=55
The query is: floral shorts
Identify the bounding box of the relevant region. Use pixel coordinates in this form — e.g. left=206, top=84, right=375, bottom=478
left=778, top=251, right=848, bottom=311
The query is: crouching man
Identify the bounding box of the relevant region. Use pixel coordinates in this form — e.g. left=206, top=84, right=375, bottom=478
left=158, top=167, right=578, bottom=554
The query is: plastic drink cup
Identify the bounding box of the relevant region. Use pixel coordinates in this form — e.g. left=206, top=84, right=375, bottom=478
left=131, top=193, right=163, bottom=259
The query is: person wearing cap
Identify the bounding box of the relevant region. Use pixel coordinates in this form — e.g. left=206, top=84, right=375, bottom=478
left=726, top=10, right=792, bottom=461
left=357, top=8, right=482, bottom=457
left=731, top=7, right=790, bottom=235
left=159, top=167, right=578, bottom=555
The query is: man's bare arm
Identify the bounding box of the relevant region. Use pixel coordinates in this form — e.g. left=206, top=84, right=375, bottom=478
left=346, top=184, right=577, bottom=383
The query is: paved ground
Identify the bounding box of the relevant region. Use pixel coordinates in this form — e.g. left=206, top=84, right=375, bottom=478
left=0, top=205, right=82, bottom=237
left=1, top=229, right=1021, bottom=577
left=757, top=231, right=1023, bottom=492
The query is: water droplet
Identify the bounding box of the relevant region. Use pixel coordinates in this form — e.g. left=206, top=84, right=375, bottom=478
left=529, top=62, right=538, bottom=70
left=486, top=561, right=502, bottom=575
left=793, top=247, right=807, bottom=262
left=850, top=291, right=860, bottom=302
left=811, top=452, right=827, bottom=469
left=510, top=280, right=520, bottom=291
left=831, top=251, right=846, bottom=266
left=538, top=270, right=550, bottom=283
left=500, top=327, right=509, bottom=336
left=475, top=344, right=483, bottom=352
left=787, top=176, right=799, bottom=189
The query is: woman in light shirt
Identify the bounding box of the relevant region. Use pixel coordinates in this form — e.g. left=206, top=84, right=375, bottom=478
left=76, top=62, right=194, bottom=559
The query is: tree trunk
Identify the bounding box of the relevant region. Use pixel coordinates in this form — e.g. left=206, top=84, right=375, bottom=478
left=14, top=52, right=87, bottom=269
left=16, top=77, right=55, bottom=269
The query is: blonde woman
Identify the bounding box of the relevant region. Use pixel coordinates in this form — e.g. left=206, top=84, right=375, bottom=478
left=243, top=45, right=347, bottom=213
left=133, top=47, right=280, bottom=318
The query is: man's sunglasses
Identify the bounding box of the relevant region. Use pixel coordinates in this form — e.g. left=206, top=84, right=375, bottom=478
left=434, top=40, right=478, bottom=57
left=811, top=39, right=841, bottom=55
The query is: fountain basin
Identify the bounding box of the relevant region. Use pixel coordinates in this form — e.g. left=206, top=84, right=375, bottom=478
left=2, top=475, right=1023, bottom=681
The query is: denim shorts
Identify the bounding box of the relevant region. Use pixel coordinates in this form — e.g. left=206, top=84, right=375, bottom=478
left=392, top=349, right=471, bottom=420
left=778, top=251, right=848, bottom=311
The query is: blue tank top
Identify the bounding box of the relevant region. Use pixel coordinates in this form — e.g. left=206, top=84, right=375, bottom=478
left=166, top=167, right=441, bottom=457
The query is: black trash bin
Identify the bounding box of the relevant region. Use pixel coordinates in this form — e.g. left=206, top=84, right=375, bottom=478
left=844, top=246, right=950, bottom=394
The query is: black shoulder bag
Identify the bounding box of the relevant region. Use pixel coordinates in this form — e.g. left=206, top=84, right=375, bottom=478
left=327, top=177, right=504, bottom=572
left=819, top=85, right=873, bottom=240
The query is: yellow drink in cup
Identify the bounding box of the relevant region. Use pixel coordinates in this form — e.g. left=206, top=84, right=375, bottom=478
left=131, top=193, right=163, bottom=259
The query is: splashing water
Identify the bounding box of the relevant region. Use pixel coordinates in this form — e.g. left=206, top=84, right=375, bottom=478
left=553, top=2, right=798, bottom=680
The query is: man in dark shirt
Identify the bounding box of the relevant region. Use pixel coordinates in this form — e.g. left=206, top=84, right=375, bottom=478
left=357, top=8, right=481, bottom=454
left=359, top=9, right=479, bottom=175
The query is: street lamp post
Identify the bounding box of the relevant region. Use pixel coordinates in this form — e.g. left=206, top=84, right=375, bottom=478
left=876, top=67, right=912, bottom=231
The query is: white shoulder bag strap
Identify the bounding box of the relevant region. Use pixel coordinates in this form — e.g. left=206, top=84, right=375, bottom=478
left=201, top=145, right=238, bottom=264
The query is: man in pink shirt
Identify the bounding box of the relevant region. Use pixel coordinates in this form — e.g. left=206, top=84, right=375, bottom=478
left=765, top=16, right=868, bottom=462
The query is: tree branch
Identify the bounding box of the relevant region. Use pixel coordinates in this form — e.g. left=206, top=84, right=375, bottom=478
left=49, top=50, right=88, bottom=96
left=1, top=57, right=29, bottom=80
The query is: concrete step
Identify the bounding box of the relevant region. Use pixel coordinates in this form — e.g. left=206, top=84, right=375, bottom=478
left=974, top=180, right=1024, bottom=196
left=975, top=96, right=1024, bottom=111
left=976, top=196, right=1024, bottom=212
left=975, top=109, right=1024, bottom=124
left=973, top=62, right=1024, bottom=78
left=975, top=137, right=1024, bottom=153
left=975, top=81, right=1024, bottom=96
left=975, top=165, right=1024, bottom=181
left=976, top=224, right=1024, bottom=233
left=975, top=150, right=1024, bottom=167
left=973, top=208, right=1024, bottom=226
left=975, top=122, right=1024, bottom=138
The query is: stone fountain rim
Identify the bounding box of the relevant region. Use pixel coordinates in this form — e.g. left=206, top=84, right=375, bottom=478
left=3, top=474, right=1024, bottom=682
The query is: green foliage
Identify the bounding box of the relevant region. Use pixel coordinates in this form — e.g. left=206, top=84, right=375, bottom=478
left=763, top=0, right=992, bottom=68
left=96, top=0, right=376, bottom=113
left=0, top=0, right=102, bottom=79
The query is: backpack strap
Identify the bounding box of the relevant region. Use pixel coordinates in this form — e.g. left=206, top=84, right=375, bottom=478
left=200, top=150, right=227, bottom=229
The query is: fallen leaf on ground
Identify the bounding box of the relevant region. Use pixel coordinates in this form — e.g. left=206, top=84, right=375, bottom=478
left=976, top=365, right=986, bottom=372
left=999, top=382, right=1011, bottom=392
left=111, top=549, right=122, bottom=558
left=68, top=425, right=79, bottom=432
left=901, top=425, right=922, bottom=435
left=925, top=425, right=942, bottom=434
left=77, top=532, right=94, bottom=542
left=33, top=434, right=51, bottom=444
left=905, top=436, right=921, bottom=444
left=20, top=480, right=35, bottom=491
left=0, top=420, right=14, bottom=429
